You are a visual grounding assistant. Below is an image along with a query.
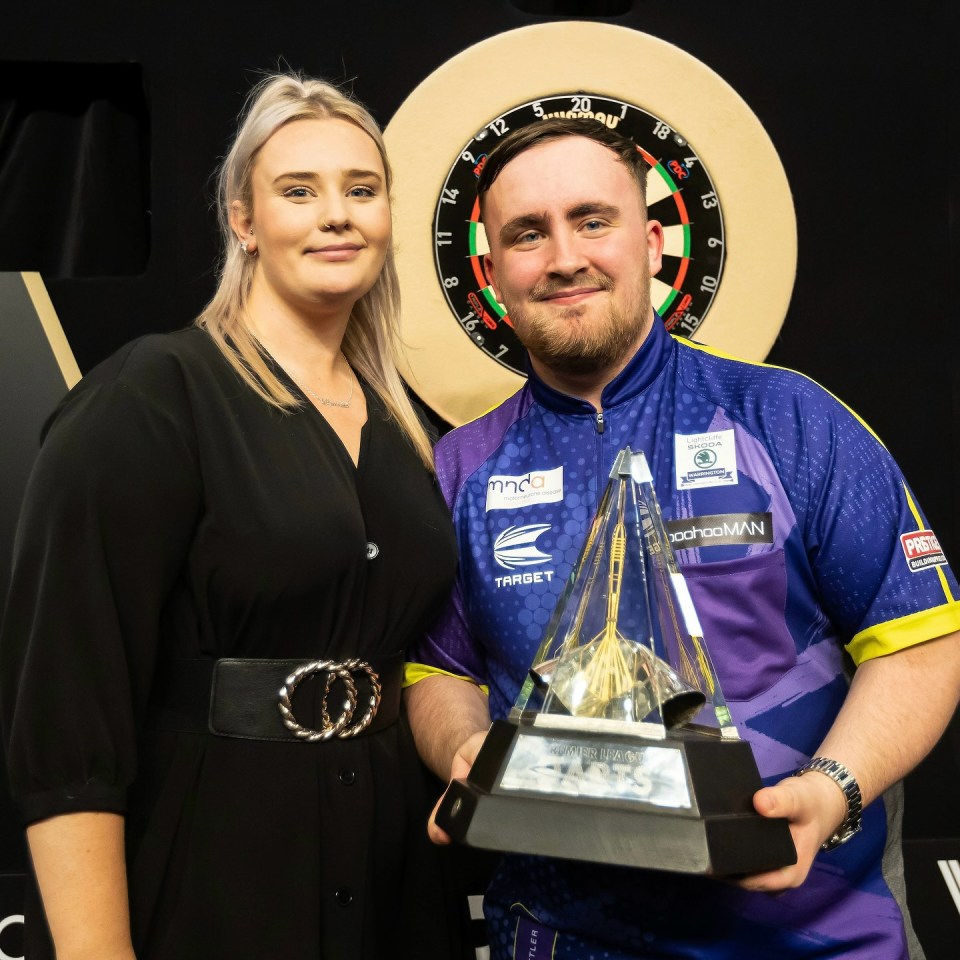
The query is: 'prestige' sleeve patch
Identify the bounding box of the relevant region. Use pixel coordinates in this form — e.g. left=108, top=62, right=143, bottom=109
left=900, top=530, right=947, bottom=573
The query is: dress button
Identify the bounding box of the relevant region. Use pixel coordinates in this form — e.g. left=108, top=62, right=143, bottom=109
left=338, top=768, right=356, bottom=785
left=335, top=889, right=353, bottom=906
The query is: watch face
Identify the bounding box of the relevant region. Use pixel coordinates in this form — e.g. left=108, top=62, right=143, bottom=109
left=434, top=95, right=725, bottom=376
left=385, top=23, right=796, bottom=426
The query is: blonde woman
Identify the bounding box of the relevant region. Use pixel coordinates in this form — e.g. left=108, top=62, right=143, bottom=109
left=1, top=75, right=460, bottom=959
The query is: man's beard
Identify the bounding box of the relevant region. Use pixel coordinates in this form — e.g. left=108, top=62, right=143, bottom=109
left=508, top=273, right=650, bottom=377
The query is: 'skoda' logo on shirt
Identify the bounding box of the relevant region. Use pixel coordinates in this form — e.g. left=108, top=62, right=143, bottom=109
left=493, top=524, right=552, bottom=569
left=900, top=529, right=947, bottom=573
left=675, top=430, right=738, bottom=489
left=693, top=448, right=717, bottom=469
left=485, top=466, right=563, bottom=511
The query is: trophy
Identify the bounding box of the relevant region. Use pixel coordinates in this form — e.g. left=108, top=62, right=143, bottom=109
left=435, top=448, right=796, bottom=875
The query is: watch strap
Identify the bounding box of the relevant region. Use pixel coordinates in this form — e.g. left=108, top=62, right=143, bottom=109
left=793, top=756, right=863, bottom=850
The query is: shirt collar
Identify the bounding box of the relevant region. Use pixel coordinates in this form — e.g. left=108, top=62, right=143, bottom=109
left=525, top=313, right=674, bottom=413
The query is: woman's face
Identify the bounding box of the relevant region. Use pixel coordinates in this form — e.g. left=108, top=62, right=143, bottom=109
left=237, top=117, right=391, bottom=317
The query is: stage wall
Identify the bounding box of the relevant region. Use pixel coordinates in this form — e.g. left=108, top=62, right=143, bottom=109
left=0, top=2, right=957, bottom=957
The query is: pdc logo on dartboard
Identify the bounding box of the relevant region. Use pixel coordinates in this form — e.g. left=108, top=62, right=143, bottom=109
left=900, top=530, right=947, bottom=573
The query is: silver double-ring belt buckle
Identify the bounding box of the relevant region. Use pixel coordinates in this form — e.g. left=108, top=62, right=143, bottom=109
left=277, top=659, right=382, bottom=741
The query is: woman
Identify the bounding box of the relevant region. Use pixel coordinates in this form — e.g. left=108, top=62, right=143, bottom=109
left=0, top=74, right=460, bottom=959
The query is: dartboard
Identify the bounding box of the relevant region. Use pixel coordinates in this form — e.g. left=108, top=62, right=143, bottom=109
left=385, top=23, right=795, bottom=425
left=433, top=94, right=725, bottom=376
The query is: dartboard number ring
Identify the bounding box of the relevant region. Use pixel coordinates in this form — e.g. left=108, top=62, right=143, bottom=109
left=433, top=94, right=726, bottom=376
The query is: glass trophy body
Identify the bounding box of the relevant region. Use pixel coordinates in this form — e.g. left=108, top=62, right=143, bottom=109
left=435, top=448, right=796, bottom=875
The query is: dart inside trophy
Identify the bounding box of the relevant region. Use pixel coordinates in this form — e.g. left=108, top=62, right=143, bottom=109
left=435, top=447, right=797, bottom=875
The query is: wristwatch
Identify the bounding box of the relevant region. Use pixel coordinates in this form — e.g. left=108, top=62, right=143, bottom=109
left=793, top=757, right=863, bottom=850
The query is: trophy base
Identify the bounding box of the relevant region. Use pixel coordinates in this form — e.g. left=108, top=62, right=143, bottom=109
left=436, top=719, right=796, bottom=876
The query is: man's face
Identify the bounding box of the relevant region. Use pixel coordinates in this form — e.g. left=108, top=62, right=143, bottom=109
left=482, top=136, right=663, bottom=377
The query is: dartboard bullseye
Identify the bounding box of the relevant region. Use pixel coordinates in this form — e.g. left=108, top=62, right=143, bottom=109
left=433, top=94, right=726, bottom=376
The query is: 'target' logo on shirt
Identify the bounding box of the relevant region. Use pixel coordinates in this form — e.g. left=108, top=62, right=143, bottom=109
left=493, top=524, right=553, bottom=569
left=486, top=466, right=563, bottom=511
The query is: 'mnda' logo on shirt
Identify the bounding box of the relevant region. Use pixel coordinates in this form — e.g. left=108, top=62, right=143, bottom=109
left=485, top=466, right=563, bottom=511
left=665, top=512, right=773, bottom=549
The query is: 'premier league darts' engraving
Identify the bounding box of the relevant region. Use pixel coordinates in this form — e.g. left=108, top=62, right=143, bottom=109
left=436, top=448, right=797, bottom=875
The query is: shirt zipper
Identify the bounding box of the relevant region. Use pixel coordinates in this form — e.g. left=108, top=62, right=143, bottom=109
left=593, top=407, right=606, bottom=520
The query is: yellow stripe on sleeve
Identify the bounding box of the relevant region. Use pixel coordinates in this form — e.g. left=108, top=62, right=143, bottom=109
left=402, top=662, right=489, bottom=695
left=901, top=481, right=956, bottom=605
left=846, top=601, right=960, bottom=665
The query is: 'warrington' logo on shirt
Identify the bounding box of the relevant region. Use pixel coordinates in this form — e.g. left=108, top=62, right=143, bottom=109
left=674, top=430, right=738, bottom=489
left=900, top=529, right=946, bottom=573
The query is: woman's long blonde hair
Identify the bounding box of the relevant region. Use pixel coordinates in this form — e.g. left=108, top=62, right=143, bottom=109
left=196, top=74, right=434, bottom=469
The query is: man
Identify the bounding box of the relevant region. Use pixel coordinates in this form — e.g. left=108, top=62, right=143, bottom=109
left=405, top=118, right=960, bottom=958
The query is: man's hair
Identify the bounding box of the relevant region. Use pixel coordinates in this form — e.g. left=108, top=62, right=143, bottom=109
left=477, top=117, right=649, bottom=217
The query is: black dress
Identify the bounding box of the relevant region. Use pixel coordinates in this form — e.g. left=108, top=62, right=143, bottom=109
left=0, top=328, right=461, bottom=959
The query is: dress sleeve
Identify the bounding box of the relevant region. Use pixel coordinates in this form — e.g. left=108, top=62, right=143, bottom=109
left=1, top=365, right=201, bottom=824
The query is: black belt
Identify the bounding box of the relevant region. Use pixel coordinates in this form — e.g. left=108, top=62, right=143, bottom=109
left=149, top=653, right=403, bottom=741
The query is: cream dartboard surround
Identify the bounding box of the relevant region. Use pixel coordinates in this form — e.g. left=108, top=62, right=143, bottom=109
left=384, top=23, right=796, bottom=426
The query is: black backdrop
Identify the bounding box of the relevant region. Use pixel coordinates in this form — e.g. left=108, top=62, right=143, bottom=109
left=1, top=0, right=958, bottom=953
